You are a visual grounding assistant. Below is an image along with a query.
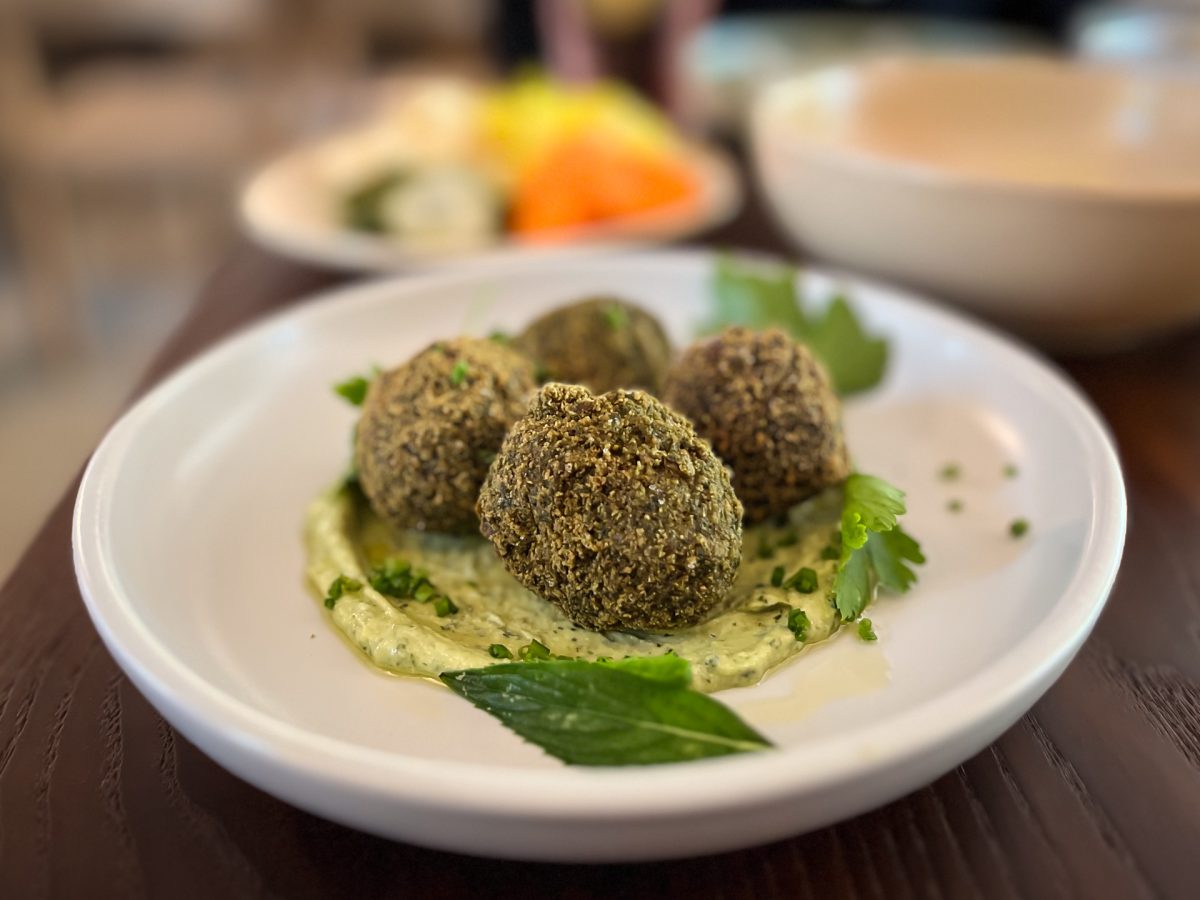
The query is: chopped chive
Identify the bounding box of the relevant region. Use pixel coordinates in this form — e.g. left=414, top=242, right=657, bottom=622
left=488, top=330, right=511, bottom=344
left=333, top=375, right=371, bottom=407
left=604, top=303, right=629, bottom=330
left=939, top=463, right=962, bottom=481
left=770, top=565, right=785, bottom=588
left=1009, top=518, right=1030, bottom=538
left=857, top=618, right=878, bottom=641
left=947, top=498, right=964, bottom=513
left=488, top=643, right=513, bottom=659
left=776, top=530, right=799, bottom=548
left=1003, top=463, right=1019, bottom=478
left=412, top=582, right=436, bottom=603
left=819, top=545, right=840, bottom=561
left=518, top=639, right=552, bottom=661
left=433, top=596, right=458, bottom=617
left=450, top=359, right=470, bottom=386
left=324, top=575, right=362, bottom=609
left=785, top=567, right=818, bottom=594
left=787, top=608, right=810, bottom=642
left=756, top=537, right=774, bottom=560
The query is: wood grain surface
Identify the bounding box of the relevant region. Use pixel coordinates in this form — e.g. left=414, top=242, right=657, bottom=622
left=2, top=198, right=1199, bottom=899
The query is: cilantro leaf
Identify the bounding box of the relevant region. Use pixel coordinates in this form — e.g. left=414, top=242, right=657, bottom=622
left=833, top=473, right=925, bottom=620
left=840, top=473, right=907, bottom=559
left=866, top=526, right=925, bottom=594
left=709, top=256, right=888, bottom=395
left=799, top=295, right=888, bottom=396
left=711, top=255, right=808, bottom=334
left=440, top=658, right=771, bottom=766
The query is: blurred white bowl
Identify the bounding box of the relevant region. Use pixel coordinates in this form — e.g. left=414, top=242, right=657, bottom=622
left=751, top=57, right=1200, bottom=350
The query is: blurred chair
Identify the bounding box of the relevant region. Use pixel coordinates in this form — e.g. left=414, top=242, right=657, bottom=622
left=0, top=0, right=277, bottom=357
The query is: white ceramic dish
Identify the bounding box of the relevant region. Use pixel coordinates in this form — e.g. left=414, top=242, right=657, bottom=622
left=240, top=137, right=740, bottom=273
left=751, top=57, right=1200, bottom=350
left=73, top=251, right=1125, bottom=862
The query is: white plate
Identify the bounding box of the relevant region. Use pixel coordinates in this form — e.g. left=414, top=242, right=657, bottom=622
left=239, top=137, right=741, bottom=272
left=73, top=251, right=1125, bottom=862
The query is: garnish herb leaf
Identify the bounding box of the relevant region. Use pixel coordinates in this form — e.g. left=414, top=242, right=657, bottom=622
left=1009, top=518, right=1030, bottom=539
left=833, top=473, right=925, bottom=620
left=324, top=575, right=362, bottom=610
left=799, top=294, right=888, bottom=396
left=710, top=257, right=888, bottom=395
left=599, top=654, right=691, bottom=687
left=440, top=659, right=772, bottom=766
left=866, top=527, right=925, bottom=594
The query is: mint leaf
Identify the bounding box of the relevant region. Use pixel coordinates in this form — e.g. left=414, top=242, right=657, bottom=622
left=709, top=257, right=888, bottom=395
left=600, top=654, right=691, bottom=687
left=440, top=659, right=772, bottom=766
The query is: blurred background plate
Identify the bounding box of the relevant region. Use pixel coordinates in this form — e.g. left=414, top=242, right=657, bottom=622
left=239, top=130, right=741, bottom=272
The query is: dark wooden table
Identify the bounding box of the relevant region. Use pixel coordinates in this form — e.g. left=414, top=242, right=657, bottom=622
left=3, top=196, right=1200, bottom=899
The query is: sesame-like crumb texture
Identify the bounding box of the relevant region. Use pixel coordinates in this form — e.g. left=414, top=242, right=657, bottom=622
left=478, top=384, right=743, bottom=631
left=356, top=337, right=536, bottom=534
left=663, top=327, right=850, bottom=524
left=515, top=297, right=673, bottom=394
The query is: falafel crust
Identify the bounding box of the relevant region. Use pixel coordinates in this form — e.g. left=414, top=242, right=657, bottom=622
left=355, top=338, right=536, bottom=534
left=477, top=384, right=743, bottom=631
left=663, top=327, right=850, bottom=524
left=514, top=297, right=673, bottom=394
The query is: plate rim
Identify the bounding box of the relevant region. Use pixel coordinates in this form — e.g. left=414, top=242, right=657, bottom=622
left=72, top=250, right=1126, bottom=822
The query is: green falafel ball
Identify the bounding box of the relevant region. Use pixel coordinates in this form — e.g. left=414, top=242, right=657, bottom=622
left=478, top=383, right=743, bottom=632
left=663, top=327, right=850, bottom=524
left=514, top=297, right=673, bottom=393
left=355, top=337, right=536, bottom=534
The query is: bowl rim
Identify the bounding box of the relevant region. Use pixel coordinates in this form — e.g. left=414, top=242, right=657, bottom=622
left=752, top=55, right=1200, bottom=207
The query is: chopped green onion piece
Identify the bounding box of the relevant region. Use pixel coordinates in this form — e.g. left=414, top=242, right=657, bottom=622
left=787, top=608, right=810, bottom=642
left=412, top=582, right=436, bottom=602
left=947, top=498, right=964, bottom=513
left=324, top=575, right=362, bottom=609
left=939, top=463, right=962, bottom=481
left=784, top=567, right=818, bottom=594
left=1009, top=518, right=1030, bottom=538
left=488, top=330, right=511, bottom=344
left=776, top=531, right=799, bottom=547
left=333, top=375, right=370, bottom=407
left=1003, top=463, right=1019, bottom=478
left=769, top=565, right=785, bottom=588
left=533, top=362, right=552, bottom=383
left=756, top=537, right=774, bottom=560
left=519, top=639, right=552, bottom=661
left=488, top=643, right=513, bottom=659
left=433, top=596, right=458, bottom=617
left=858, top=618, right=878, bottom=641
left=450, top=359, right=470, bottom=386
left=819, top=545, right=839, bottom=561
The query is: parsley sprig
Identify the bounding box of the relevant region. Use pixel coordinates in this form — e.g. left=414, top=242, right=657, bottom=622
left=709, top=256, right=888, bottom=395
left=833, top=474, right=925, bottom=621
